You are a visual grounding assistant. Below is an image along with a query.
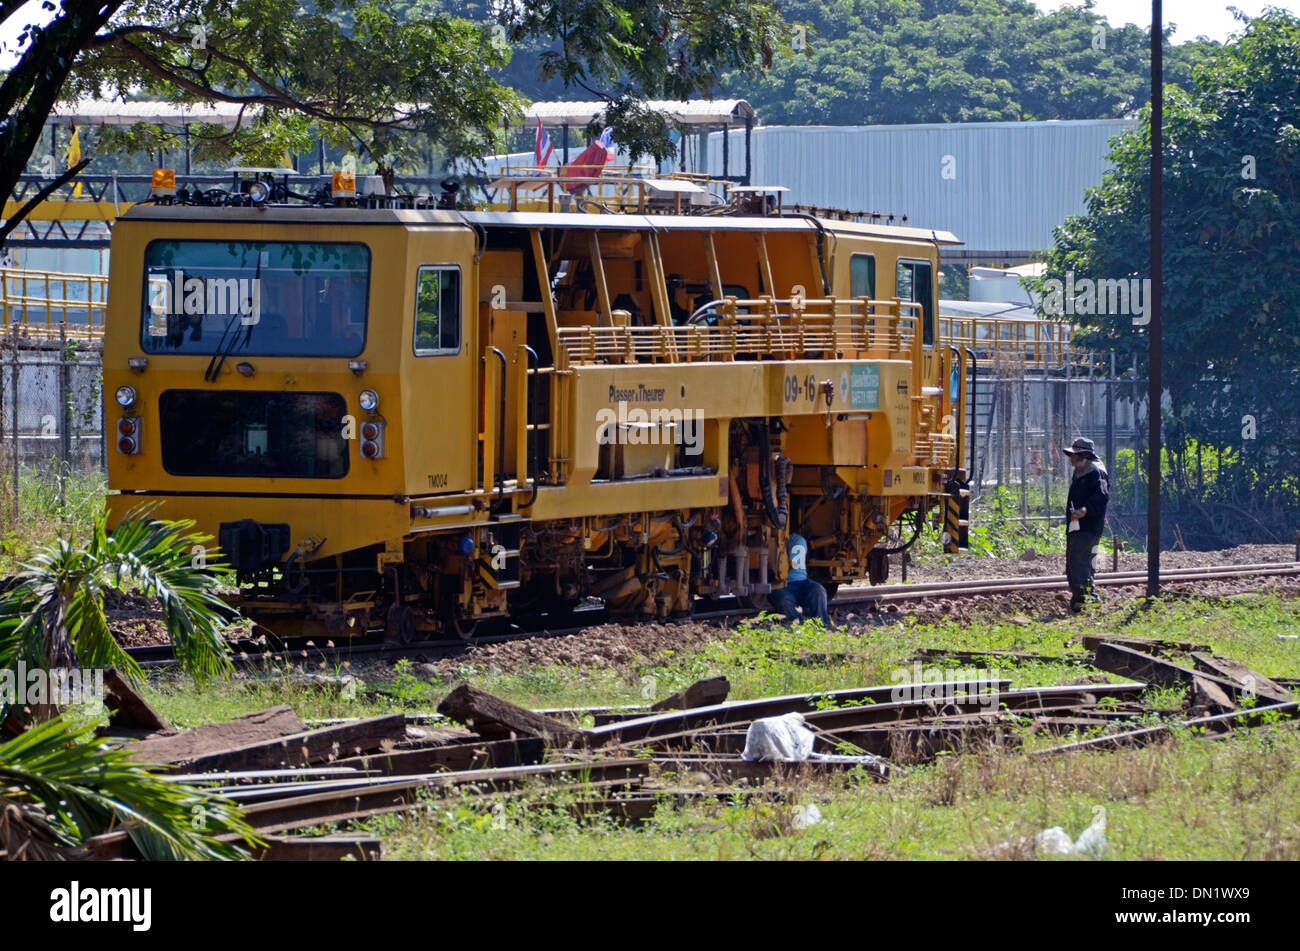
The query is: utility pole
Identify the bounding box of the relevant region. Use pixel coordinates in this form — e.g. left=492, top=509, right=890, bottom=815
left=1147, top=0, right=1163, bottom=598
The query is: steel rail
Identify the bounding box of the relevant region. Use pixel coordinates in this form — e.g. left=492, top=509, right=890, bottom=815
left=834, top=564, right=1300, bottom=606
left=124, top=561, right=1300, bottom=669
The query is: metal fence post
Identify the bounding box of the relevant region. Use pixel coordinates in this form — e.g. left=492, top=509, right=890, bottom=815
left=10, top=329, right=18, bottom=526
left=1133, top=353, right=1140, bottom=514
left=59, top=322, right=71, bottom=506
left=1106, top=350, right=1116, bottom=488
left=1044, top=365, right=1052, bottom=519
left=1018, top=365, right=1028, bottom=520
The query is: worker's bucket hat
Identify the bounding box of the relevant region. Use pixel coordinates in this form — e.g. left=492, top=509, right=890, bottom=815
left=1062, top=437, right=1098, bottom=460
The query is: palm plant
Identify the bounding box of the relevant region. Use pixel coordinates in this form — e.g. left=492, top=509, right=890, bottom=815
left=0, top=507, right=259, bottom=860
left=0, top=716, right=260, bottom=860
left=2, top=505, right=234, bottom=688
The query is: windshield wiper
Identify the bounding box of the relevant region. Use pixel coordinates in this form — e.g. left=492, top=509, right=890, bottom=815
left=205, top=313, right=251, bottom=382
left=203, top=310, right=244, bottom=382
left=204, top=253, right=263, bottom=382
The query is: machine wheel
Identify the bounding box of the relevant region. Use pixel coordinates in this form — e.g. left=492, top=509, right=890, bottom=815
left=385, top=604, right=415, bottom=645
left=450, top=612, right=478, bottom=642
left=282, top=551, right=309, bottom=595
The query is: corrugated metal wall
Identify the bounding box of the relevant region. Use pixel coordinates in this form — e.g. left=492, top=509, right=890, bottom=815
left=701, top=119, right=1136, bottom=253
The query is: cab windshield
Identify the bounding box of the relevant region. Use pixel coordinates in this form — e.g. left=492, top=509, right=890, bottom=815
left=140, top=239, right=370, bottom=356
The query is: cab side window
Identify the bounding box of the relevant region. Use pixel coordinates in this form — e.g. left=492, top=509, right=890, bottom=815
left=414, top=265, right=461, bottom=355
left=850, top=253, right=875, bottom=299
left=896, top=259, right=934, bottom=347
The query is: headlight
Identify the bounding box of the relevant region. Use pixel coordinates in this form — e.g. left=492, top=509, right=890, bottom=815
left=115, top=385, right=137, bottom=407
left=359, top=389, right=379, bottom=412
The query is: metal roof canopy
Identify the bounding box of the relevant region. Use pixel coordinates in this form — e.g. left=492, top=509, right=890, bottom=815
left=48, top=100, right=260, bottom=129
left=523, top=99, right=754, bottom=128
left=50, top=98, right=755, bottom=130
left=523, top=99, right=757, bottom=186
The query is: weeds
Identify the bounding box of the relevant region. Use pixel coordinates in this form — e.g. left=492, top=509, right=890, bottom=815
left=122, top=586, right=1300, bottom=861
left=0, top=463, right=107, bottom=570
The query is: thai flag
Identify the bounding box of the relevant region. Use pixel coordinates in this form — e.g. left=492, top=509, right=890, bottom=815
left=597, top=127, right=616, bottom=162
left=535, top=124, right=554, bottom=167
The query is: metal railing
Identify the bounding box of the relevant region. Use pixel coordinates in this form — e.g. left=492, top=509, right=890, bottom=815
left=1, top=267, right=107, bottom=339
left=486, top=171, right=731, bottom=214
left=937, top=314, right=1077, bottom=369
left=555, top=297, right=921, bottom=366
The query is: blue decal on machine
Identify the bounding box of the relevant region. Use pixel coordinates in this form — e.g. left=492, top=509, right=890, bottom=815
left=850, top=365, right=880, bottom=409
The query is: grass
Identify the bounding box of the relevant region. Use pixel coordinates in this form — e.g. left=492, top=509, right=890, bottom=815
left=0, top=462, right=108, bottom=572
left=144, top=657, right=433, bottom=729
left=126, top=588, right=1300, bottom=859
left=139, top=591, right=1300, bottom=728
left=912, top=484, right=1081, bottom=561
left=366, top=727, right=1300, bottom=860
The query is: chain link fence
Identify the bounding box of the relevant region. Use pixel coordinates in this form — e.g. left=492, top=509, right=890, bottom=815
left=971, top=349, right=1146, bottom=539
left=0, top=329, right=105, bottom=537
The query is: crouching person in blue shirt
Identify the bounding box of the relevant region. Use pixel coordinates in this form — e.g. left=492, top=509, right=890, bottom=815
left=768, top=533, right=833, bottom=627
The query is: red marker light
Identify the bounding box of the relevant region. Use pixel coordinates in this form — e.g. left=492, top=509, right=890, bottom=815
left=118, top=418, right=136, bottom=436
left=361, top=441, right=379, bottom=458
left=118, top=437, right=136, bottom=454
left=361, top=422, right=379, bottom=440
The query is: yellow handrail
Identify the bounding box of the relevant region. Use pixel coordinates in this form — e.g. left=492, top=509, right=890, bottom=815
left=938, top=313, right=1078, bottom=369
left=0, top=267, right=107, bottom=339
left=485, top=171, right=731, bottom=214
left=555, top=296, right=920, bottom=365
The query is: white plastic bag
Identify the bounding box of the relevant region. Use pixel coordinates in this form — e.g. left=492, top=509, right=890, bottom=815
left=1034, top=809, right=1107, bottom=856
left=1035, top=826, right=1075, bottom=854
left=792, top=804, right=822, bottom=829
left=741, top=712, right=816, bottom=762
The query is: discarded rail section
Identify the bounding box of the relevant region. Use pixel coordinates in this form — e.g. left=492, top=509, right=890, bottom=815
left=88, top=629, right=1298, bottom=861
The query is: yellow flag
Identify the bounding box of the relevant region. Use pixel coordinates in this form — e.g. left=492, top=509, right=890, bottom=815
left=282, top=150, right=294, bottom=170
left=66, top=127, right=82, bottom=198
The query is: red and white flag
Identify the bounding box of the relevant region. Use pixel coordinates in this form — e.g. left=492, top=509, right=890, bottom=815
left=534, top=124, right=554, bottom=167
left=560, top=128, right=616, bottom=193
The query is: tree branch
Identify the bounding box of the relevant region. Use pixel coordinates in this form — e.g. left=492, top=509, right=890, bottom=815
left=97, top=34, right=418, bottom=131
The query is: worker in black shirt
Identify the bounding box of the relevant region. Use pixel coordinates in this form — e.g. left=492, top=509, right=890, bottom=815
left=1062, top=437, right=1109, bottom=611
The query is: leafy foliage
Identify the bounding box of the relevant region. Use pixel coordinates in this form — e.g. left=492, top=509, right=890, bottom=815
left=0, top=714, right=259, bottom=860
left=1032, top=11, right=1300, bottom=524
left=0, top=509, right=256, bottom=860
left=1, top=0, right=785, bottom=238
left=476, top=0, right=1219, bottom=157
left=0, top=506, right=233, bottom=693
left=723, top=0, right=1217, bottom=125
left=68, top=1, right=526, bottom=170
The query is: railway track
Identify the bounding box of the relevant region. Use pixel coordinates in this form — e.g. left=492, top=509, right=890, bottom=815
left=834, top=560, right=1300, bottom=605
left=124, top=559, right=1300, bottom=669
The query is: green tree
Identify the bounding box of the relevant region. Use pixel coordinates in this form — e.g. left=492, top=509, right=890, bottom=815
left=1034, top=10, right=1300, bottom=522
left=711, top=0, right=1217, bottom=125
left=1, top=0, right=785, bottom=243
